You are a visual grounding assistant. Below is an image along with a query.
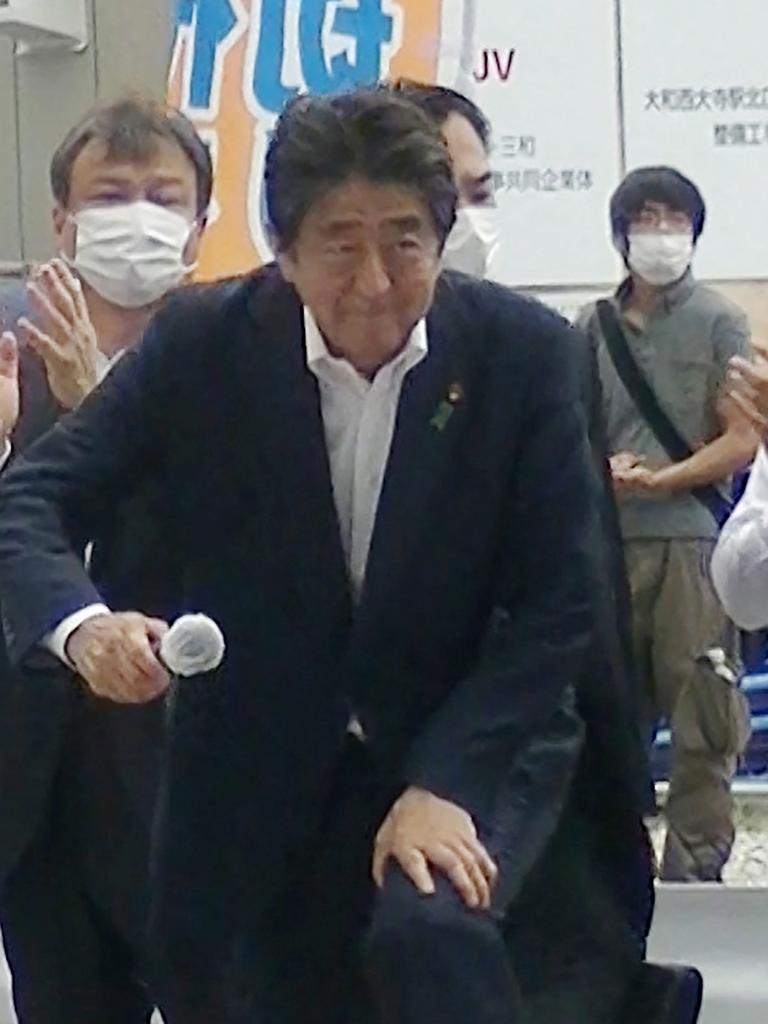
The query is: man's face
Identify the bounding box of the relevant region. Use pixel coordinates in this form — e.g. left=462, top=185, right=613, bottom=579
left=53, top=135, right=202, bottom=265
left=278, top=178, right=442, bottom=375
left=441, top=112, right=493, bottom=207
left=623, top=199, right=695, bottom=287
left=439, top=111, right=498, bottom=278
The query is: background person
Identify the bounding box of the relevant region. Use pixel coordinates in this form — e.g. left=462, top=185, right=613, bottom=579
left=579, top=166, right=756, bottom=882
left=392, top=79, right=499, bottom=277
left=0, top=96, right=211, bottom=1024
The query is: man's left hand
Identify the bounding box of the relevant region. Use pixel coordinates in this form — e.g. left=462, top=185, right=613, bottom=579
left=19, top=259, right=101, bottom=410
left=372, top=786, right=498, bottom=910
left=612, top=464, right=658, bottom=495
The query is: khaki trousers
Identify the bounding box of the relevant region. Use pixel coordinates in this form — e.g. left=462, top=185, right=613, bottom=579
left=624, top=539, right=750, bottom=882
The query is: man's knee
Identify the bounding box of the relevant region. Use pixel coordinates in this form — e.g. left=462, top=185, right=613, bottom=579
left=365, top=865, right=498, bottom=972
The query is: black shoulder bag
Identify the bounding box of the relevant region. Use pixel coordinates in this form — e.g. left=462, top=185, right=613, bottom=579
left=596, top=300, right=731, bottom=527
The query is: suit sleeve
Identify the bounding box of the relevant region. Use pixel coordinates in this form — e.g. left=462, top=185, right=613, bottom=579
left=0, top=302, right=181, bottom=666
left=406, top=310, right=600, bottom=825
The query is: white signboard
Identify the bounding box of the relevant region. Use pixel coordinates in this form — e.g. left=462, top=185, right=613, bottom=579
left=472, top=0, right=622, bottom=288
left=621, top=0, right=768, bottom=281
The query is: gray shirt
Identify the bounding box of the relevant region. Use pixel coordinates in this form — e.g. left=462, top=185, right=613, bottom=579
left=579, top=272, right=751, bottom=541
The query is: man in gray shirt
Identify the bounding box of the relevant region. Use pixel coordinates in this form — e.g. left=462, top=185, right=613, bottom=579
left=580, top=166, right=756, bottom=882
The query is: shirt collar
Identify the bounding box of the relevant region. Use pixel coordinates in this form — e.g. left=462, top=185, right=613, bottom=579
left=303, top=307, right=428, bottom=383
left=615, top=268, right=696, bottom=314
left=95, top=347, right=125, bottom=384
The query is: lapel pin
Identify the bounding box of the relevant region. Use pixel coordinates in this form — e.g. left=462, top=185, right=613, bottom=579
left=448, top=382, right=464, bottom=405
left=430, top=381, right=464, bottom=432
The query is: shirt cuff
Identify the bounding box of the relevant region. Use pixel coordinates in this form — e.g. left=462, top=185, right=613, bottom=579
left=43, top=604, right=111, bottom=667
left=0, top=439, right=11, bottom=472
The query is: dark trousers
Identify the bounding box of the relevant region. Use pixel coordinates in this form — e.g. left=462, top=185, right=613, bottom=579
left=0, top=700, right=154, bottom=1024
left=158, top=740, right=644, bottom=1024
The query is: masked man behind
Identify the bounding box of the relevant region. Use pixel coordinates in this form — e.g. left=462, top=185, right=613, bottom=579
left=0, top=97, right=210, bottom=1023
left=579, top=167, right=755, bottom=882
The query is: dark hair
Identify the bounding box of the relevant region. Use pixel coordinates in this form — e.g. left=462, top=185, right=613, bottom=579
left=264, top=88, right=458, bottom=250
left=50, top=96, right=213, bottom=218
left=610, top=166, right=706, bottom=247
left=390, top=79, right=492, bottom=152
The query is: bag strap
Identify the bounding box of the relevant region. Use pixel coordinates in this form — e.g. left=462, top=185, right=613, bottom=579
left=596, top=300, right=730, bottom=525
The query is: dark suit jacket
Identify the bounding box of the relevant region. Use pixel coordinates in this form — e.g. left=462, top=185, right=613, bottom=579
left=0, top=286, right=66, bottom=885
left=571, top=326, right=654, bottom=822
left=0, top=286, right=167, bottom=891
left=0, top=267, right=646, bottom=963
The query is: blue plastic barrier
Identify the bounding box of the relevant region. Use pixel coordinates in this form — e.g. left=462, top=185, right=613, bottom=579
left=652, top=673, right=768, bottom=779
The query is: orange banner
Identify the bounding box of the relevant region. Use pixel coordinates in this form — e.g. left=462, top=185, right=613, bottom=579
left=169, top=1, right=472, bottom=280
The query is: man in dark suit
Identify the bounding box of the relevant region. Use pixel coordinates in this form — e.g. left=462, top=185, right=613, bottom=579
left=0, top=98, right=211, bottom=1023
left=0, top=89, right=649, bottom=1024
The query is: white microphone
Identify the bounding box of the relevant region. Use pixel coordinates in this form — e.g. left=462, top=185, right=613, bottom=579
left=159, top=614, right=225, bottom=678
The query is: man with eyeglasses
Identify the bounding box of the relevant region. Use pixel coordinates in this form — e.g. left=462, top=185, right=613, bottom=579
left=579, top=166, right=756, bottom=883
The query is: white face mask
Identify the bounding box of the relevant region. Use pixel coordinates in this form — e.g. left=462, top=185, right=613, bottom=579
left=627, top=230, right=694, bottom=287
left=442, top=206, right=500, bottom=278
left=67, top=201, right=196, bottom=308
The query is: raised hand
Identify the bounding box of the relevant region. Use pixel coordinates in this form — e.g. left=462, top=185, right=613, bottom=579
left=0, top=331, right=19, bottom=444
left=19, top=259, right=101, bottom=410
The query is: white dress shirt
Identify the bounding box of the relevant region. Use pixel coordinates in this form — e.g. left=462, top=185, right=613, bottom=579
left=305, top=309, right=428, bottom=597
left=712, top=445, right=768, bottom=630
left=45, top=310, right=428, bottom=662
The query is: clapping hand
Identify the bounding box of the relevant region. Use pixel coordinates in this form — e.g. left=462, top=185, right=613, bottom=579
left=18, top=259, right=101, bottom=410
left=0, top=331, right=19, bottom=444
left=726, top=341, right=768, bottom=441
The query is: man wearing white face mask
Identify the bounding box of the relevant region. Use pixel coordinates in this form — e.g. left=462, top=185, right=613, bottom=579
left=392, top=80, right=499, bottom=278
left=579, top=166, right=757, bottom=883
left=0, top=97, right=211, bottom=1023
left=0, top=99, right=206, bottom=419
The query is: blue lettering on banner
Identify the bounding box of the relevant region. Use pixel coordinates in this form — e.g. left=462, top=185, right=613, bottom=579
left=176, top=1, right=398, bottom=118
left=252, top=0, right=300, bottom=114
left=252, top=0, right=395, bottom=113
left=176, top=0, right=242, bottom=110
left=299, top=0, right=394, bottom=95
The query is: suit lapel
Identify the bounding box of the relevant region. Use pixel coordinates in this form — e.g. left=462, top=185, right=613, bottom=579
left=357, top=280, right=474, bottom=621
left=237, top=273, right=352, bottom=638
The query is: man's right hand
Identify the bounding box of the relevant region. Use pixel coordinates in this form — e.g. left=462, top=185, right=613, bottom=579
left=0, top=331, right=19, bottom=444
left=66, top=612, right=171, bottom=703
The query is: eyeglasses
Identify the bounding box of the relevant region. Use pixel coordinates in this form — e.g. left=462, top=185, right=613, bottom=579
left=631, top=207, right=692, bottom=232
